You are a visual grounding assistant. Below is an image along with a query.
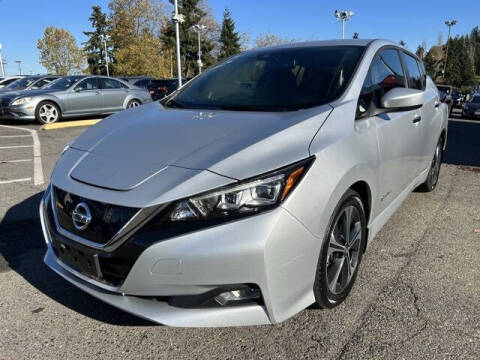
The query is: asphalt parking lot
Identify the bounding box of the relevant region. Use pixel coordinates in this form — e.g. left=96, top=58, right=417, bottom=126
left=0, top=110, right=479, bottom=359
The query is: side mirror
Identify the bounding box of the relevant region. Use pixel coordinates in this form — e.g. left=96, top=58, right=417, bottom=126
left=73, top=87, right=82, bottom=92
left=380, top=87, right=424, bottom=110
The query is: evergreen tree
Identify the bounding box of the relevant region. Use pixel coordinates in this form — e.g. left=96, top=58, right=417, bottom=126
left=218, top=8, right=241, bottom=60
left=83, top=6, right=111, bottom=75
left=424, top=50, right=439, bottom=80
left=445, top=36, right=474, bottom=87
left=161, top=0, right=217, bottom=77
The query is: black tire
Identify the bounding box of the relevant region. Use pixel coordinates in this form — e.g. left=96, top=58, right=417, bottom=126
left=416, top=138, right=443, bottom=192
left=35, top=101, right=61, bottom=124
left=313, top=189, right=367, bottom=308
left=126, top=99, right=141, bottom=109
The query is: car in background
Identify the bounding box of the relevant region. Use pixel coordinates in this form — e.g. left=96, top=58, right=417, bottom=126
left=0, top=76, right=24, bottom=88
left=436, top=85, right=454, bottom=116
left=120, top=77, right=189, bottom=100
left=119, top=76, right=153, bottom=88
left=0, top=75, right=152, bottom=124
left=0, top=75, right=59, bottom=94
left=150, top=78, right=193, bottom=100
left=450, top=88, right=463, bottom=107
left=462, top=94, right=480, bottom=119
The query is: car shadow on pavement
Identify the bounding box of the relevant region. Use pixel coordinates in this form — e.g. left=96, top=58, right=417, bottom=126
left=0, top=192, right=153, bottom=326
left=444, top=119, right=480, bottom=167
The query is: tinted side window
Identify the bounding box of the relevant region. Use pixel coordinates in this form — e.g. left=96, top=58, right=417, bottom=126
left=357, top=49, right=405, bottom=117
left=75, top=78, right=99, bottom=91
left=31, top=78, right=51, bottom=89
left=100, top=78, right=123, bottom=89
left=401, top=52, right=424, bottom=90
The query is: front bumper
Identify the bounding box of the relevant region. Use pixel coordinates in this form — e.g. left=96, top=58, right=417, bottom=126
left=0, top=104, right=35, bottom=120
left=41, top=186, right=319, bottom=327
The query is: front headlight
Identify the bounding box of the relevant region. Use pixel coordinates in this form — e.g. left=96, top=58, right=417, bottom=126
left=167, top=157, right=314, bottom=223
left=11, top=97, right=33, bottom=106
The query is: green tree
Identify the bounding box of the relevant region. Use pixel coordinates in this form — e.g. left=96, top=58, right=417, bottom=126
left=37, top=26, right=85, bottom=75
left=218, top=8, right=241, bottom=60
left=445, top=36, right=474, bottom=87
left=83, top=6, right=111, bottom=75
left=470, top=26, right=480, bottom=76
left=108, top=0, right=169, bottom=77
left=161, top=0, right=217, bottom=77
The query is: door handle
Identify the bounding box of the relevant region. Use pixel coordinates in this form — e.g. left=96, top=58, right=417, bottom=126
left=434, top=101, right=440, bottom=108
left=412, top=114, right=422, bottom=123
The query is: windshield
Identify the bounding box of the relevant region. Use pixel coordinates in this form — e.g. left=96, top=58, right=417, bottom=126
left=469, top=96, right=480, bottom=104
left=166, top=46, right=365, bottom=111
left=6, top=77, right=40, bottom=89
left=44, top=76, right=84, bottom=90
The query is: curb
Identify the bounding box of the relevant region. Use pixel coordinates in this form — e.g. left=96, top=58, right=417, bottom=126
left=41, top=119, right=102, bottom=130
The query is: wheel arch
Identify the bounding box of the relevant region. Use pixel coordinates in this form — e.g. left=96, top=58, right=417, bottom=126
left=36, top=97, right=63, bottom=115
left=123, top=96, right=142, bottom=109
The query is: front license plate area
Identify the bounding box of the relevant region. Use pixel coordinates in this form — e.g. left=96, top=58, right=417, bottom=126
left=51, top=238, right=100, bottom=279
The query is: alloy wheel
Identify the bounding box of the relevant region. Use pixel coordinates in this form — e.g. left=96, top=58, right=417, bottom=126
left=128, top=100, right=140, bottom=108
left=326, top=205, right=362, bottom=295
left=39, top=104, right=59, bottom=123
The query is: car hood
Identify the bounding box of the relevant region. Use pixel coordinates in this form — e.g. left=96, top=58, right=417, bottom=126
left=0, top=87, right=24, bottom=94
left=69, top=101, right=332, bottom=191
left=0, top=89, right=53, bottom=101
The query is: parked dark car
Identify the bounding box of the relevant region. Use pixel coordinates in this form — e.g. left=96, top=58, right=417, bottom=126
left=0, top=76, right=24, bottom=88
left=0, top=75, right=59, bottom=94
left=462, top=94, right=480, bottom=119
left=119, top=76, right=153, bottom=88
left=149, top=78, right=193, bottom=100
left=451, top=88, right=463, bottom=107
left=437, top=85, right=454, bottom=116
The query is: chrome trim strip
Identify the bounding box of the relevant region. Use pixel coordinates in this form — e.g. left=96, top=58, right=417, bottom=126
left=50, top=187, right=165, bottom=252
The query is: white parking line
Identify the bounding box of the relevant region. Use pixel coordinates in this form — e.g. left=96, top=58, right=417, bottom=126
left=0, top=159, right=33, bottom=163
left=0, top=135, right=31, bottom=138
left=0, top=177, right=32, bottom=185
left=0, top=145, right=33, bottom=149
left=0, top=124, right=44, bottom=185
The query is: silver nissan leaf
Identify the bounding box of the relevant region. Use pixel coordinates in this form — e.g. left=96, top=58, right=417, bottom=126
left=40, top=39, right=448, bottom=327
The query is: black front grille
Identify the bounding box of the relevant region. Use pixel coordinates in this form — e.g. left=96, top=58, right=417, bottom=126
left=53, top=186, right=139, bottom=245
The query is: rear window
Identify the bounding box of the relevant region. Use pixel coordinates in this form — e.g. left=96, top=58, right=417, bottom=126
left=167, top=46, right=365, bottom=111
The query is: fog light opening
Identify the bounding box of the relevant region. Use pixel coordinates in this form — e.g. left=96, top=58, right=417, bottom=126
left=214, top=286, right=261, bottom=306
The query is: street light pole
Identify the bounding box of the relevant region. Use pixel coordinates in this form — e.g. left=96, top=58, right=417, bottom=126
left=0, top=44, right=5, bottom=77
left=442, top=19, right=457, bottom=83
left=172, top=0, right=184, bottom=87
left=334, top=10, right=354, bottom=39
left=99, top=34, right=111, bottom=76
left=15, top=60, right=21, bottom=75
left=192, top=24, right=206, bottom=74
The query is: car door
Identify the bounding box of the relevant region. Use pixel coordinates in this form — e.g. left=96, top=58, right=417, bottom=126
left=99, top=78, right=129, bottom=112
left=357, top=48, right=421, bottom=213
left=410, top=56, right=443, bottom=171
left=65, top=77, right=102, bottom=115
left=400, top=52, right=431, bottom=174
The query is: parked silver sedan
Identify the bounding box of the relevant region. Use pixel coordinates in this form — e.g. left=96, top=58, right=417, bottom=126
left=0, top=75, right=152, bottom=124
